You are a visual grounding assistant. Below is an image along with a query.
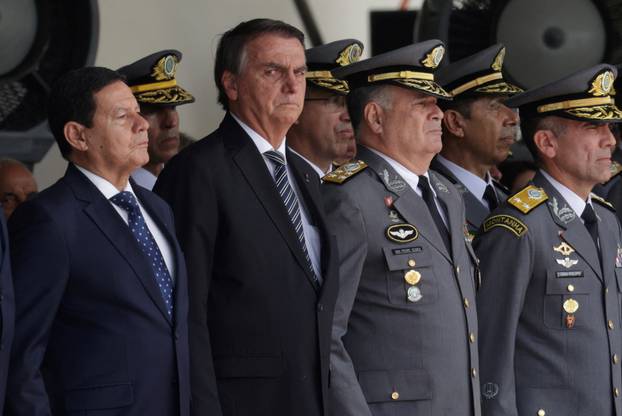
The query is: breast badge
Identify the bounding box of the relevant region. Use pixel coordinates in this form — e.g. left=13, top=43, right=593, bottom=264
left=563, top=298, right=579, bottom=329
left=386, top=224, right=419, bottom=243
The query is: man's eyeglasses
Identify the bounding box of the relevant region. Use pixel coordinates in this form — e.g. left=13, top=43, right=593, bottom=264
left=305, top=95, right=347, bottom=112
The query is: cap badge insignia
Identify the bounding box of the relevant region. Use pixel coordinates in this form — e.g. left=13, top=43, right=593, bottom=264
left=588, top=71, right=614, bottom=97
left=336, top=43, right=363, bottom=66
left=386, top=223, right=419, bottom=243
left=151, top=55, right=178, bottom=81
left=556, top=257, right=579, bottom=268
left=553, top=241, right=575, bottom=256
left=491, top=47, right=506, bottom=72
left=421, top=45, right=445, bottom=69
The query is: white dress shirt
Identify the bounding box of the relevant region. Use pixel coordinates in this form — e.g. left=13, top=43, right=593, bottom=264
left=436, top=155, right=496, bottom=209
left=367, top=146, right=448, bottom=226
left=75, top=164, right=176, bottom=281
left=131, top=167, right=157, bottom=191
left=231, top=114, right=322, bottom=279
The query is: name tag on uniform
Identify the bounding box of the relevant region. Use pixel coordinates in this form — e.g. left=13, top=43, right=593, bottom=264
left=392, top=247, right=423, bottom=255
left=556, top=270, right=584, bottom=278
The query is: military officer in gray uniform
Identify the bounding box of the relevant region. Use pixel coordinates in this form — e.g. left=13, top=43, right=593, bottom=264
left=475, top=64, right=622, bottom=416
left=432, top=44, right=522, bottom=237
left=323, top=40, right=481, bottom=416
left=288, top=39, right=363, bottom=180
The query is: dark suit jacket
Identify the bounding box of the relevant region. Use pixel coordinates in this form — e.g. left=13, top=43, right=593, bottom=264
left=5, top=163, right=190, bottom=416
left=154, top=112, right=339, bottom=416
left=0, top=211, right=13, bottom=414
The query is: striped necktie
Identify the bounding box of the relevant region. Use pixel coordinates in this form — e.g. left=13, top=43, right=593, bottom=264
left=264, top=150, right=320, bottom=285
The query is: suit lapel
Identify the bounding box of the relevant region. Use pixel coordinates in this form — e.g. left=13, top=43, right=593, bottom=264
left=534, top=174, right=603, bottom=281
left=430, top=172, right=465, bottom=263
left=358, top=146, right=451, bottom=261
left=224, top=116, right=319, bottom=292
left=65, top=165, right=173, bottom=324
left=596, top=204, right=616, bottom=287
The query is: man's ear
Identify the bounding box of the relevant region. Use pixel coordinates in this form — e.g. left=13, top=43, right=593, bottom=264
left=221, top=70, right=238, bottom=102
left=442, top=109, right=465, bottom=138
left=533, top=129, right=558, bottom=160
left=364, top=102, right=384, bottom=135
left=63, top=121, right=89, bottom=152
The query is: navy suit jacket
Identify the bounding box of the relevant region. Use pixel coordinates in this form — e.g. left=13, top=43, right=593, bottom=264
left=5, top=163, right=190, bottom=416
left=0, top=211, right=13, bottom=414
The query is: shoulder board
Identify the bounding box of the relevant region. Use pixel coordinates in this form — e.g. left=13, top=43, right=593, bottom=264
left=483, top=214, right=528, bottom=237
left=508, top=185, right=548, bottom=214
left=322, top=160, right=368, bottom=184
left=591, top=193, right=615, bottom=211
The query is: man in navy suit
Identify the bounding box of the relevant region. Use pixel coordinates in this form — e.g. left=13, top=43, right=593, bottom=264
left=0, top=211, right=13, bottom=414
left=5, top=67, right=190, bottom=415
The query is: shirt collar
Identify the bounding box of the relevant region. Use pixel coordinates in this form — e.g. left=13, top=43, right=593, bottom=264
left=75, top=164, right=134, bottom=199
left=540, top=169, right=591, bottom=216
left=231, top=112, right=287, bottom=162
left=436, top=155, right=492, bottom=200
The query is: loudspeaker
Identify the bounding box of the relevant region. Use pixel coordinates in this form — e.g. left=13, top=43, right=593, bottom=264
left=415, top=0, right=622, bottom=89
left=0, top=0, right=99, bottom=166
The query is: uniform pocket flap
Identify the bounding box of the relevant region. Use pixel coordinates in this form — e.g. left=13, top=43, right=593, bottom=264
left=65, top=383, right=133, bottom=411
left=214, top=355, right=283, bottom=379
left=382, top=247, right=429, bottom=271
left=546, top=273, right=590, bottom=294
left=358, top=369, right=431, bottom=403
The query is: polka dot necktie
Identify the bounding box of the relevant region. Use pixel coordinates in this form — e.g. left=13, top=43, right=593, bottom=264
left=110, top=191, right=174, bottom=317
left=264, top=150, right=320, bottom=286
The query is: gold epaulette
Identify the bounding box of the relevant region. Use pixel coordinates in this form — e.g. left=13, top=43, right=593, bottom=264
left=591, top=193, right=615, bottom=211
left=322, top=160, right=368, bottom=184
left=508, top=185, right=548, bottom=214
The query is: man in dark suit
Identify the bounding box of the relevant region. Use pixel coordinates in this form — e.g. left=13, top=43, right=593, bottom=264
left=0, top=211, right=13, bottom=414
left=154, top=18, right=339, bottom=416
left=5, top=67, right=190, bottom=416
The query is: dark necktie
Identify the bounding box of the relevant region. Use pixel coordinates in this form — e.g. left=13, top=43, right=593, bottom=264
left=483, top=184, right=499, bottom=211
left=418, top=175, right=451, bottom=251
left=110, top=191, right=174, bottom=317
left=264, top=150, right=320, bottom=286
left=581, top=203, right=599, bottom=251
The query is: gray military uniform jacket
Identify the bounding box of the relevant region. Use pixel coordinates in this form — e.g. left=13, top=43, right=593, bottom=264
left=474, top=172, right=622, bottom=416
left=430, top=158, right=508, bottom=236
left=323, top=146, right=481, bottom=416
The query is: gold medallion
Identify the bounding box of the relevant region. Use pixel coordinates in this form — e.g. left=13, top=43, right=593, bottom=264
left=421, top=45, right=445, bottom=69
left=588, top=71, right=614, bottom=97
left=563, top=298, right=579, bottom=314
left=404, top=270, right=421, bottom=285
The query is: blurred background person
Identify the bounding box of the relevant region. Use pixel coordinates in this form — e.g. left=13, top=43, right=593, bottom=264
left=118, top=50, right=195, bottom=190
left=0, top=159, right=37, bottom=219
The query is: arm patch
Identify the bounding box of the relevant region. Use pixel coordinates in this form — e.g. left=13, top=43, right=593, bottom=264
left=483, top=214, right=528, bottom=237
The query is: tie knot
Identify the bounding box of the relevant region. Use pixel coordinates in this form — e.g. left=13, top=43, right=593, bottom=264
left=110, top=191, right=139, bottom=213
left=418, top=175, right=432, bottom=192
left=581, top=204, right=597, bottom=224
left=264, top=150, right=285, bottom=167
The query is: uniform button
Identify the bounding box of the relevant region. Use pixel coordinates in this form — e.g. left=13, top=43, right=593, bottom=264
left=469, top=333, right=476, bottom=343
left=464, top=298, right=470, bottom=308
left=615, top=388, right=620, bottom=398
left=537, top=409, right=546, bottom=416
left=606, top=287, right=610, bottom=294
left=609, top=320, right=615, bottom=330
left=391, top=391, right=399, bottom=400
left=317, top=303, right=324, bottom=312
left=614, top=354, right=620, bottom=364
left=567, top=284, right=575, bottom=292
left=471, top=368, right=477, bottom=378
left=455, top=266, right=460, bottom=274
left=408, top=259, right=416, bottom=267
